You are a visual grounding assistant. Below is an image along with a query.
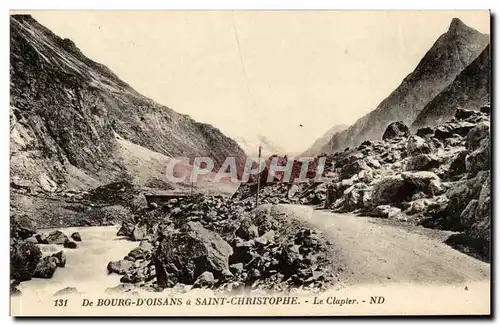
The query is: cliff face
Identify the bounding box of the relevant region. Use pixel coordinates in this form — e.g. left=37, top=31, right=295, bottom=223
left=316, top=18, right=489, bottom=155
left=10, top=15, right=246, bottom=190
left=412, top=45, right=490, bottom=129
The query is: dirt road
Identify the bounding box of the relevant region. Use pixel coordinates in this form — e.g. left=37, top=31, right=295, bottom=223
left=278, top=204, right=490, bottom=286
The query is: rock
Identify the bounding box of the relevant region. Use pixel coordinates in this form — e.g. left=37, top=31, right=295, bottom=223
left=480, top=105, right=490, bottom=115
left=465, top=139, right=490, bottom=175
left=406, top=154, right=440, bottom=171
left=11, top=215, right=37, bottom=240
left=468, top=176, right=491, bottom=246
left=371, top=176, right=408, bottom=206
left=371, top=205, right=402, bottom=219
left=54, top=287, right=78, bottom=296
left=401, top=171, right=444, bottom=196
left=416, top=127, right=434, bottom=138
left=120, top=269, right=146, bottom=283
left=448, top=151, right=468, bottom=179
left=365, top=157, right=381, bottom=169
left=404, top=198, right=432, bottom=215
left=230, top=263, right=244, bottom=274
left=10, top=283, right=22, bottom=296
left=341, top=159, right=370, bottom=179
left=70, top=232, right=82, bottom=242
left=255, top=230, right=275, bottom=245
left=466, top=122, right=490, bottom=151
left=131, top=223, right=149, bottom=241
left=10, top=240, right=42, bottom=281
left=445, top=171, right=489, bottom=229
left=407, top=135, right=432, bottom=156
left=231, top=239, right=255, bottom=265
left=382, top=121, right=410, bottom=140
left=154, top=222, right=233, bottom=287
left=455, top=107, right=477, bottom=120
left=35, top=233, right=48, bottom=244
left=459, top=199, right=479, bottom=229
left=127, top=246, right=149, bottom=260
left=107, top=260, right=133, bottom=275
left=63, top=240, right=77, bottom=249
left=52, top=250, right=66, bottom=267
left=138, top=240, right=153, bottom=253
left=235, top=217, right=259, bottom=240
left=192, top=271, right=216, bottom=289
left=117, top=221, right=134, bottom=237
left=33, top=256, right=59, bottom=278
left=45, top=230, right=69, bottom=245
left=434, top=121, right=476, bottom=139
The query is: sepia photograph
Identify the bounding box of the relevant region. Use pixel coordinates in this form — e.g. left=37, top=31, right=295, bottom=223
left=8, top=9, right=491, bottom=316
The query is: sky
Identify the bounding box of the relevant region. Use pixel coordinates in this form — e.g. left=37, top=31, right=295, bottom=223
left=19, top=11, right=490, bottom=154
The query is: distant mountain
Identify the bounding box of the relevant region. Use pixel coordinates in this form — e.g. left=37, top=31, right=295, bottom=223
left=412, top=45, right=490, bottom=129
left=316, top=18, right=489, bottom=155
left=302, top=124, right=349, bottom=156
left=236, top=134, right=285, bottom=157
left=10, top=15, right=246, bottom=191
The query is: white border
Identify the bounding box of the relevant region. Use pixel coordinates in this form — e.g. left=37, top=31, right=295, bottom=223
left=1, top=1, right=498, bottom=325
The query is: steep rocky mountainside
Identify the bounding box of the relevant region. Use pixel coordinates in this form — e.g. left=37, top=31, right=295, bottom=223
left=316, top=18, right=489, bottom=155
left=412, top=45, right=490, bottom=129
left=302, top=124, right=348, bottom=156
left=10, top=15, right=246, bottom=191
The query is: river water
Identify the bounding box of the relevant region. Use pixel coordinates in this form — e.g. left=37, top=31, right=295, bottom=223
left=16, top=225, right=139, bottom=297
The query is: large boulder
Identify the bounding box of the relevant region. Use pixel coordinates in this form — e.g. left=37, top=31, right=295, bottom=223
left=401, top=171, right=444, bottom=196
left=154, top=222, right=233, bottom=287
left=445, top=171, right=489, bottom=229
left=341, top=159, right=370, bottom=179
left=11, top=215, right=37, bottom=240
left=371, top=176, right=408, bottom=207
left=465, top=122, right=489, bottom=151
left=406, top=154, right=439, bottom=171
left=371, top=205, right=402, bottom=219
left=465, top=138, right=490, bottom=175
left=33, top=256, right=59, bottom=279
left=407, top=135, right=432, bottom=156
left=45, top=230, right=69, bottom=245
left=434, top=121, right=476, bottom=139
left=382, top=121, right=410, bottom=140
left=10, top=240, right=42, bottom=281
left=107, top=259, right=133, bottom=275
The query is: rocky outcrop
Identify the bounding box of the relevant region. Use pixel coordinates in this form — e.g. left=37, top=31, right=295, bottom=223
left=313, top=18, right=489, bottom=155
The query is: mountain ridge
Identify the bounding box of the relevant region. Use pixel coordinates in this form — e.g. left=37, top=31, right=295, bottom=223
left=10, top=14, right=246, bottom=191
left=315, top=18, right=489, bottom=155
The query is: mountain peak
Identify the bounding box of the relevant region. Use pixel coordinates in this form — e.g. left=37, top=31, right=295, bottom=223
left=448, top=18, right=471, bottom=33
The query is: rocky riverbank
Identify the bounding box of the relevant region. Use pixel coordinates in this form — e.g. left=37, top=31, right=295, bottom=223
left=110, top=200, right=339, bottom=294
